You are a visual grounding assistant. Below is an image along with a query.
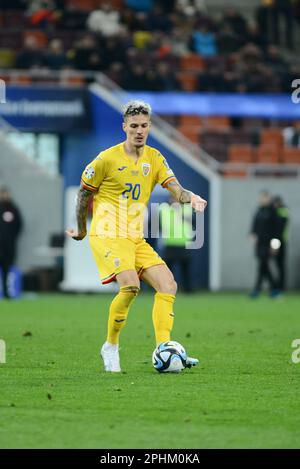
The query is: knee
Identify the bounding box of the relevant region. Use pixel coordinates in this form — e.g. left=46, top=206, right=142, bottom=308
left=161, top=278, right=177, bottom=295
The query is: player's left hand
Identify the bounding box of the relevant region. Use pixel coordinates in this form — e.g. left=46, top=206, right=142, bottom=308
left=190, top=194, right=207, bottom=212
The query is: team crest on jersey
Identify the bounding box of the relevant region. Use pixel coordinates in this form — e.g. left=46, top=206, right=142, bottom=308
left=84, top=167, right=95, bottom=179
left=142, top=163, right=150, bottom=176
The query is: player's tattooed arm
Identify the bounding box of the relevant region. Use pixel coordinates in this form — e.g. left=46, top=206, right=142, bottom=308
left=65, top=186, right=93, bottom=240
left=166, top=180, right=192, bottom=202
left=166, top=179, right=207, bottom=213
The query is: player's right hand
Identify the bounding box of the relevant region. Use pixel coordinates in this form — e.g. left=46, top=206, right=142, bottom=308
left=65, top=229, right=87, bottom=241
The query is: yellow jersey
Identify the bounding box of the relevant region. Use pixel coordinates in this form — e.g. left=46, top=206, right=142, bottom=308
left=81, top=142, right=176, bottom=240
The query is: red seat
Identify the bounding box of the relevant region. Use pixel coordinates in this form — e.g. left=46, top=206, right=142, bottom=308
left=255, top=144, right=280, bottom=163
left=179, top=115, right=202, bottom=126
left=282, top=148, right=300, bottom=164
left=260, top=128, right=284, bottom=147
left=180, top=54, right=205, bottom=72
left=202, top=116, right=230, bottom=130
left=176, top=72, right=198, bottom=91
left=177, top=125, right=200, bottom=144
left=228, top=145, right=254, bottom=163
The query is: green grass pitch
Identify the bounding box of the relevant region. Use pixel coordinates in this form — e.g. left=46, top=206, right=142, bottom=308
left=0, top=292, right=300, bottom=449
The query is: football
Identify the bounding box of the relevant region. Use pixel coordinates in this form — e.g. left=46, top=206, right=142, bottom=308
left=152, top=341, right=187, bottom=373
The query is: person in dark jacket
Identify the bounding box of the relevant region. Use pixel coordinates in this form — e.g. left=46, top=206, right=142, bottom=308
left=0, top=187, right=23, bottom=299
left=249, top=191, right=278, bottom=298
left=271, top=195, right=289, bottom=292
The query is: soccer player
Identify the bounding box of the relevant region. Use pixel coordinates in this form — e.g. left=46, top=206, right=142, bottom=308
left=66, top=101, right=207, bottom=372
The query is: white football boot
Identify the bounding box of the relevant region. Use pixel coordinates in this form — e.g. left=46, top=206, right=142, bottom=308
left=100, top=342, right=121, bottom=372
left=185, top=356, right=199, bottom=368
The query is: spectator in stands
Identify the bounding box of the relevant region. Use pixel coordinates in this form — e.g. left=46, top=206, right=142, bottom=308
left=1, top=0, right=296, bottom=93
left=272, top=195, right=289, bottom=292
left=147, top=4, right=173, bottom=32
left=156, top=62, right=182, bottom=91
left=169, top=27, right=191, bottom=57
left=198, top=64, right=228, bottom=92
left=132, top=13, right=153, bottom=49
left=45, top=38, right=70, bottom=69
left=283, top=121, right=300, bottom=148
left=105, top=62, right=124, bottom=86
left=100, top=36, right=129, bottom=70
left=86, top=1, right=122, bottom=37
left=160, top=196, right=194, bottom=293
left=221, top=7, right=248, bottom=39
left=217, top=25, right=242, bottom=55
left=143, top=69, right=161, bottom=91
left=154, top=33, right=175, bottom=62
left=121, top=64, right=150, bottom=90
left=272, top=0, right=295, bottom=49
left=176, top=0, right=207, bottom=16
left=249, top=191, right=278, bottom=298
left=70, top=35, right=100, bottom=70
left=125, top=0, right=155, bottom=13
left=0, top=187, right=23, bottom=299
left=26, top=0, right=61, bottom=29
left=191, top=25, right=217, bottom=57
left=256, top=0, right=295, bottom=49
left=15, top=35, right=47, bottom=69
left=59, top=2, right=89, bottom=30
left=244, top=21, right=268, bottom=51
left=264, top=45, right=287, bottom=76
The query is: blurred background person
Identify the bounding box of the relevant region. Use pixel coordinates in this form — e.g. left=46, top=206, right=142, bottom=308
left=0, top=187, right=23, bottom=299
left=249, top=191, right=278, bottom=298
left=160, top=196, right=194, bottom=293
left=271, top=196, right=289, bottom=293
left=283, top=121, right=300, bottom=148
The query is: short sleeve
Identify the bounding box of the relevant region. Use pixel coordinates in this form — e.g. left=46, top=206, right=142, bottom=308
left=81, top=154, right=106, bottom=192
left=155, top=152, right=176, bottom=188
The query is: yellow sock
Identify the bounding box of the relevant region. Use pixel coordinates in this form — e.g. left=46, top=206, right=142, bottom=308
left=107, top=285, right=139, bottom=345
left=152, top=292, right=175, bottom=345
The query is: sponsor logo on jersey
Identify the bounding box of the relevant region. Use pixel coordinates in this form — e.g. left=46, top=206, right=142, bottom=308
left=142, top=163, right=150, bottom=176
left=131, top=170, right=139, bottom=176
left=118, top=166, right=127, bottom=171
left=84, top=167, right=95, bottom=179
left=114, top=258, right=120, bottom=267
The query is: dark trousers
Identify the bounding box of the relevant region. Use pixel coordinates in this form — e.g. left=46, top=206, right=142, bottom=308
left=164, top=246, right=193, bottom=293
left=256, top=5, right=294, bottom=48
left=272, top=6, right=294, bottom=49
left=255, top=245, right=276, bottom=292
left=0, top=243, right=16, bottom=298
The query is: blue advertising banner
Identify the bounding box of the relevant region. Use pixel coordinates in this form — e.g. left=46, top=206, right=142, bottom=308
left=120, top=92, right=300, bottom=119
left=0, top=86, right=91, bottom=132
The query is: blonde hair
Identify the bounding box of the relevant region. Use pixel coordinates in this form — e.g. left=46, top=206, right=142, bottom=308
left=123, top=100, right=152, bottom=120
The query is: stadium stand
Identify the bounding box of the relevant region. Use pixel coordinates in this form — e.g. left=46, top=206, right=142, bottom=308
left=1, top=0, right=300, bottom=175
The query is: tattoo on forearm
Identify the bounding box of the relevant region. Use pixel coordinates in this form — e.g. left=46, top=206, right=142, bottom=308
left=76, top=188, right=92, bottom=233
left=166, top=181, right=192, bottom=203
